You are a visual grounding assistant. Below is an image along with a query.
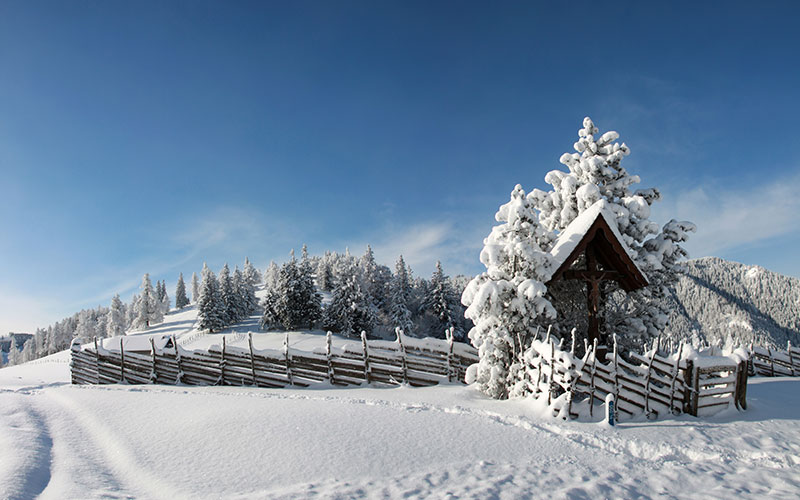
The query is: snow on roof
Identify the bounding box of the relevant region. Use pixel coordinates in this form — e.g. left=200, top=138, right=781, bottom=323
left=543, top=199, right=642, bottom=282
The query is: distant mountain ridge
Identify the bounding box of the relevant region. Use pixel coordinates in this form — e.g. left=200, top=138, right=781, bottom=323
left=666, top=257, right=800, bottom=349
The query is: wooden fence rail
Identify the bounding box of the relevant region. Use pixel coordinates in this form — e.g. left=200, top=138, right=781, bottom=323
left=521, top=331, right=748, bottom=421
left=750, top=343, right=800, bottom=377
left=71, top=329, right=478, bottom=391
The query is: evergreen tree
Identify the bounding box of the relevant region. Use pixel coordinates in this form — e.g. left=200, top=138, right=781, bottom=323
left=106, top=294, right=126, bottom=337
left=298, top=245, right=322, bottom=328
left=243, top=257, right=262, bottom=288
left=134, top=274, right=161, bottom=329
left=197, top=263, right=226, bottom=333
left=159, top=280, right=170, bottom=314
left=7, top=336, right=20, bottom=366
left=316, top=253, right=335, bottom=292
left=323, top=273, right=376, bottom=337
left=233, top=267, right=251, bottom=320
left=424, top=261, right=460, bottom=338
left=462, top=184, right=557, bottom=399
left=260, top=288, right=281, bottom=330
left=219, top=263, right=236, bottom=325
left=74, top=310, right=97, bottom=342
left=175, top=273, right=190, bottom=309
left=264, top=261, right=280, bottom=290
left=529, top=116, right=695, bottom=349
left=191, top=272, right=200, bottom=304
left=389, top=256, right=414, bottom=334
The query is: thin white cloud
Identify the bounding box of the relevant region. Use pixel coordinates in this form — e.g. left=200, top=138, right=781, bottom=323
left=654, top=170, right=800, bottom=258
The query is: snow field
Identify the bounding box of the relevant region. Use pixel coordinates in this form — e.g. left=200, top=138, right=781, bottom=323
left=2, top=350, right=800, bottom=499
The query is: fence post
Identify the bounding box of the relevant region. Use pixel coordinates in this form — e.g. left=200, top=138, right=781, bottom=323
left=789, top=341, right=795, bottom=376
left=737, top=360, right=748, bottom=410
left=248, top=332, right=258, bottom=387
left=173, top=335, right=183, bottom=385
left=612, top=335, right=620, bottom=422
left=669, top=342, right=683, bottom=415
left=150, top=337, right=157, bottom=384
left=218, top=336, right=226, bottom=386
left=643, top=335, right=659, bottom=418
left=284, top=333, right=293, bottom=386
left=361, top=331, right=371, bottom=385
left=70, top=339, right=81, bottom=385
left=93, top=337, right=100, bottom=384
left=589, top=338, right=598, bottom=417
left=570, top=328, right=577, bottom=355
left=768, top=347, right=775, bottom=376
left=446, top=327, right=455, bottom=383
left=396, top=328, right=408, bottom=385
left=682, top=358, right=694, bottom=415
left=326, top=332, right=335, bottom=385
left=119, top=337, right=125, bottom=383
left=547, top=336, right=556, bottom=406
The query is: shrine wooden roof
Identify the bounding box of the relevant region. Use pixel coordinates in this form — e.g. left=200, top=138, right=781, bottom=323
left=544, top=200, right=648, bottom=292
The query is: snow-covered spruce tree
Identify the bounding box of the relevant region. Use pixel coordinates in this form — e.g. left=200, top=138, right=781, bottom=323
left=263, top=261, right=280, bottom=290
left=323, top=272, right=376, bottom=337
left=528, top=117, right=695, bottom=349
left=316, top=253, right=335, bottom=292
left=175, top=273, right=189, bottom=309
left=191, top=272, right=200, bottom=304
left=298, top=245, right=322, bottom=328
left=422, top=261, right=461, bottom=338
left=133, top=274, right=161, bottom=329
left=260, top=287, right=281, bottom=330
left=106, top=294, right=126, bottom=337
left=243, top=257, right=262, bottom=288
left=232, top=267, right=251, bottom=321
left=197, top=263, right=226, bottom=333
left=159, top=281, right=170, bottom=315
left=462, top=185, right=557, bottom=399
left=219, top=264, right=237, bottom=326
left=389, top=255, right=414, bottom=334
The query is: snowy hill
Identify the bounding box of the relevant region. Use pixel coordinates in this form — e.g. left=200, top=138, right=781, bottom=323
left=667, top=257, right=800, bottom=348
left=3, top=291, right=800, bottom=498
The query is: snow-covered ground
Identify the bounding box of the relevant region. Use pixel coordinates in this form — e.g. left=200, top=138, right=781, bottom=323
left=2, top=306, right=800, bottom=499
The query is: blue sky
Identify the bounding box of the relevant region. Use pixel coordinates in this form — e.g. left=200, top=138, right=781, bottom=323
left=2, top=1, right=799, bottom=334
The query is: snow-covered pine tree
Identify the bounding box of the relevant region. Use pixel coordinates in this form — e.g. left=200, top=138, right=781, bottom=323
left=232, top=267, right=251, bottom=321
left=126, top=294, right=138, bottom=329
left=7, top=336, right=20, bottom=366
left=275, top=252, right=302, bottom=329
left=175, top=273, right=189, bottom=309
left=316, top=253, right=335, bottom=292
left=243, top=257, right=262, bottom=288
left=423, top=261, right=460, bottom=338
left=106, top=294, right=126, bottom=337
left=191, top=272, right=200, bottom=304
left=528, top=117, right=695, bottom=349
left=389, top=256, right=414, bottom=334
left=159, top=280, right=170, bottom=314
left=260, top=288, right=281, bottom=330
left=322, top=273, right=376, bottom=337
left=197, top=263, right=226, bottom=333
left=133, top=274, right=158, bottom=329
left=462, top=184, right=557, bottom=399
left=219, top=264, right=236, bottom=326
left=264, top=261, right=280, bottom=290
left=298, top=245, right=322, bottom=329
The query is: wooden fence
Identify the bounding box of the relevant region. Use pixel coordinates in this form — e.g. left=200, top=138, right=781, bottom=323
left=750, top=343, right=800, bottom=377
left=70, top=330, right=478, bottom=390
left=520, top=331, right=748, bottom=420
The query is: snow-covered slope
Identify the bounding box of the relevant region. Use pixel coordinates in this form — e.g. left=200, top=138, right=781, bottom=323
left=2, top=347, right=800, bottom=499
left=2, top=305, right=800, bottom=498
left=667, top=257, right=800, bottom=348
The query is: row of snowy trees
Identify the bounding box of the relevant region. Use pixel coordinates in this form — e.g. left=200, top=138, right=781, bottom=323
left=463, top=117, right=696, bottom=399
left=196, top=259, right=261, bottom=333
left=2, top=267, right=206, bottom=367
left=260, top=245, right=469, bottom=340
